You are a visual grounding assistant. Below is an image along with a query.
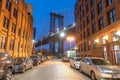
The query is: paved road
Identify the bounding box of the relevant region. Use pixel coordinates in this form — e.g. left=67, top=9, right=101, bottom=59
left=12, top=59, right=91, bottom=80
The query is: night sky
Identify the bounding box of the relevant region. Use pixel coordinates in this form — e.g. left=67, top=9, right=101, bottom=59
left=25, top=0, right=76, bottom=50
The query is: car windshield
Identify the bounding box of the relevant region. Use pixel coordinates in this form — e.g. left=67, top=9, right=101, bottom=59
left=91, top=58, right=110, bottom=65
left=14, top=58, right=25, bottom=64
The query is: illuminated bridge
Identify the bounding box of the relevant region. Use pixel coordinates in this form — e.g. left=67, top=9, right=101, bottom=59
left=35, top=13, right=75, bottom=54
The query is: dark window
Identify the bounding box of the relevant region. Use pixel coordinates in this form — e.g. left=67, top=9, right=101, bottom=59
left=84, top=42, right=86, bottom=51
left=0, top=36, right=6, bottom=49
left=107, top=0, right=114, bottom=6
left=91, top=10, right=95, bottom=20
left=99, top=17, right=104, bottom=30
left=92, top=23, right=96, bottom=34
left=6, top=0, right=11, bottom=11
left=12, top=23, right=16, bottom=33
left=3, top=16, right=9, bottom=29
left=98, top=1, right=102, bottom=14
left=81, top=33, right=82, bottom=40
left=13, top=8, right=18, bottom=18
left=0, top=0, right=2, bottom=8
left=108, top=9, right=116, bottom=24
left=82, top=10, right=84, bottom=17
left=18, top=28, right=21, bottom=37
left=91, top=0, right=94, bottom=7
left=84, top=31, right=86, bottom=39
left=86, top=4, right=89, bottom=13
left=87, top=16, right=90, bottom=25
left=83, top=20, right=85, bottom=28
left=87, top=28, right=90, bottom=37
left=9, top=39, right=14, bottom=50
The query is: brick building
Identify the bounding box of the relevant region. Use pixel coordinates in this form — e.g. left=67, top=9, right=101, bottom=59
left=0, top=0, right=33, bottom=58
left=75, top=0, right=120, bottom=64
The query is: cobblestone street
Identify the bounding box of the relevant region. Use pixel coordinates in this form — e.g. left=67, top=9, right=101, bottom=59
left=12, top=59, right=90, bottom=80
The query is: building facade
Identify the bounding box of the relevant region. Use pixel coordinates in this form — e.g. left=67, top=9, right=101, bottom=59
left=75, top=0, right=120, bottom=64
left=0, top=0, right=33, bottom=58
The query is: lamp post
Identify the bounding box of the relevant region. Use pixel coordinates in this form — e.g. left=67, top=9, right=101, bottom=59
left=67, top=37, right=74, bottom=58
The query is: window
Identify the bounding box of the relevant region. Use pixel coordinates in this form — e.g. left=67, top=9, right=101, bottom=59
left=13, top=8, right=18, bottom=18
left=84, top=42, right=86, bottom=51
left=84, top=31, right=86, bottom=39
left=82, top=10, right=84, bottom=17
left=18, top=28, right=21, bottom=37
left=6, top=0, right=11, bottom=11
left=87, top=16, right=90, bottom=25
left=83, top=20, right=85, bottom=28
left=11, top=23, right=16, bottom=33
left=99, top=17, right=104, bottom=30
left=9, top=39, right=14, bottom=50
left=91, top=0, right=94, bottom=7
left=87, top=28, right=90, bottom=37
left=91, top=10, right=95, bottom=20
left=3, top=16, right=9, bottom=29
left=0, top=36, right=6, bottom=49
left=86, top=4, right=89, bottom=13
left=107, top=0, right=114, bottom=6
left=14, top=0, right=18, bottom=4
left=98, top=1, right=102, bottom=14
left=92, top=23, right=96, bottom=34
left=0, top=0, right=2, bottom=8
left=108, top=9, right=116, bottom=24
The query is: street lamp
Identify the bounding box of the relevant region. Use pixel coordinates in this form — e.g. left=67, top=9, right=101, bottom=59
left=67, top=37, right=75, bottom=58
left=32, top=40, right=36, bottom=55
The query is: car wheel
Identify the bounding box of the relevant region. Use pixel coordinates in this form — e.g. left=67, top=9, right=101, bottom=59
left=91, top=72, right=96, bottom=80
left=22, top=66, right=26, bottom=73
left=2, top=68, right=12, bottom=80
left=79, top=67, right=82, bottom=73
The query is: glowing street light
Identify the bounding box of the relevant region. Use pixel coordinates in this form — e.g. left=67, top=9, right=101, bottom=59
left=67, top=37, right=75, bottom=58
left=60, top=32, right=65, bottom=38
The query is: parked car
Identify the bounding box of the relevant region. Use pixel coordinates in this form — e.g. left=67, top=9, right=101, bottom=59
left=0, top=52, right=13, bottom=80
left=40, top=56, right=46, bottom=62
left=30, top=55, right=41, bottom=66
left=79, top=57, right=120, bottom=80
left=13, top=57, right=33, bottom=73
left=70, top=57, right=81, bottom=69
left=62, top=57, right=69, bottom=62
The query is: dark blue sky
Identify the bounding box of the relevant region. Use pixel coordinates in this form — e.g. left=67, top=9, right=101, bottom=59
left=25, top=0, right=76, bottom=40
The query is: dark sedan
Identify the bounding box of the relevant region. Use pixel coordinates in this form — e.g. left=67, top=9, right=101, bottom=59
left=13, top=57, right=33, bottom=73
left=30, top=55, right=41, bottom=66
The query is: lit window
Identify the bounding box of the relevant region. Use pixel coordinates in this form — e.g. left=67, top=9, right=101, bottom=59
left=11, top=23, right=16, bottom=33
left=9, top=39, right=14, bottom=50
left=0, top=36, right=7, bottom=49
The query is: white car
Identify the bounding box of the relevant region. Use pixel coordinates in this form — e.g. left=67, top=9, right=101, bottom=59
left=70, top=57, right=81, bottom=69
left=79, top=57, right=120, bottom=80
